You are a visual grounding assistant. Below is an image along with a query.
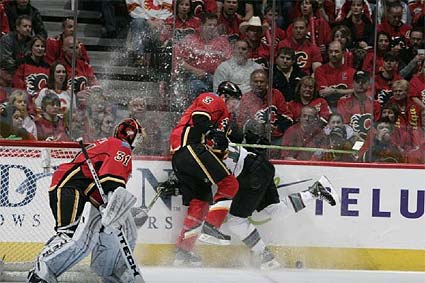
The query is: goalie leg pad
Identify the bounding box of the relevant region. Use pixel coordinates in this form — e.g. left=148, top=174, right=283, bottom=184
left=91, top=212, right=139, bottom=282
left=31, top=202, right=102, bottom=280
left=102, top=187, right=137, bottom=229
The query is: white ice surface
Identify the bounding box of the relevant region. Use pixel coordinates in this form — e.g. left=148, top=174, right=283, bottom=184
left=6, top=267, right=424, bottom=283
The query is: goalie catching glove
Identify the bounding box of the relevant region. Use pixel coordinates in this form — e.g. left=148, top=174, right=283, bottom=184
left=157, top=172, right=181, bottom=197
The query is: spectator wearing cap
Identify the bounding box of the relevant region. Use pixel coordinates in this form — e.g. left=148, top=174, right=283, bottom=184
left=213, top=39, right=263, bottom=94
left=362, top=31, right=391, bottom=74
left=273, top=47, right=307, bottom=102
left=315, top=125, right=356, bottom=162
left=374, top=51, right=402, bottom=107
left=280, top=105, right=326, bottom=160
left=277, top=17, right=322, bottom=75
left=288, top=76, right=331, bottom=124
left=35, top=92, right=69, bottom=141
left=239, top=16, right=270, bottom=67
left=336, top=70, right=381, bottom=140
left=45, top=18, right=90, bottom=65
left=4, top=0, right=47, bottom=38
left=0, top=58, right=16, bottom=103
left=237, top=69, right=293, bottom=148
left=378, top=1, right=412, bottom=40
left=314, top=40, right=356, bottom=110
left=0, top=1, right=10, bottom=37
left=174, top=13, right=232, bottom=102
left=0, top=15, right=32, bottom=66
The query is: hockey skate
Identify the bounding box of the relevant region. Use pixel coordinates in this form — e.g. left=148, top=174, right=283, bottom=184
left=27, top=269, right=48, bottom=283
left=308, top=176, right=339, bottom=206
left=198, top=222, right=231, bottom=245
left=253, top=248, right=281, bottom=270
left=173, top=248, right=203, bottom=267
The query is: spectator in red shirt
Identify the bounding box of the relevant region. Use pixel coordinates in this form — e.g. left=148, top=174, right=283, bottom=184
left=278, top=17, right=323, bottom=75
left=239, top=16, right=269, bottom=67
left=408, top=0, right=424, bottom=27
left=262, top=5, right=286, bottom=49
left=336, top=0, right=374, bottom=49
left=0, top=1, right=10, bottom=37
left=175, top=13, right=232, bottom=102
left=330, top=25, right=354, bottom=67
left=400, top=27, right=425, bottom=80
left=337, top=70, right=381, bottom=140
left=236, top=69, right=293, bottom=146
left=378, top=1, right=412, bottom=40
left=280, top=105, right=326, bottom=160
left=407, top=108, right=425, bottom=163
left=287, top=0, right=332, bottom=57
left=45, top=18, right=89, bottom=65
left=160, top=0, right=201, bottom=45
left=217, top=0, right=242, bottom=42
left=315, top=40, right=356, bottom=109
left=375, top=51, right=403, bottom=106
left=408, top=62, right=425, bottom=111
left=12, top=35, right=49, bottom=100
left=288, top=76, right=331, bottom=124
left=362, top=31, right=391, bottom=74
left=35, top=92, right=69, bottom=141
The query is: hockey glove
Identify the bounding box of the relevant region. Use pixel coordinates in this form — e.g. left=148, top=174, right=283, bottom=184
left=206, top=128, right=229, bottom=151
left=157, top=173, right=181, bottom=197
left=275, top=114, right=293, bottom=133
left=254, top=109, right=268, bottom=124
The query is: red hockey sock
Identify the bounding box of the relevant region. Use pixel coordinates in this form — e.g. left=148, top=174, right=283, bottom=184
left=176, top=199, right=209, bottom=251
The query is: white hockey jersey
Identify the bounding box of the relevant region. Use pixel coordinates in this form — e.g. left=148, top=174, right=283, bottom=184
left=224, top=145, right=256, bottom=177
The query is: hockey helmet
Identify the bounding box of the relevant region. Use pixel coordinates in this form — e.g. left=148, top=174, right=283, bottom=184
left=114, top=118, right=146, bottom=150
left=217, top=81, right=242, bottom=100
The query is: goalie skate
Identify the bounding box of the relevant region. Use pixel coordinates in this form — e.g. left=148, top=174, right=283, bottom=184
left=309, top=176, right=339, bottom=206
left=173, top=248, right=202, bottom=267
left=198, top=222, right=231, bottom=245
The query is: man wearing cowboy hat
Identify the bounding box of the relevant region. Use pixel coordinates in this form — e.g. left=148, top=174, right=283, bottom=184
left=239, top=16, right=270, bottom=67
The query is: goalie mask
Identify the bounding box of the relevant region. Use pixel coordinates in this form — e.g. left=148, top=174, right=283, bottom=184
left=114, top=118, right=146, bottom=150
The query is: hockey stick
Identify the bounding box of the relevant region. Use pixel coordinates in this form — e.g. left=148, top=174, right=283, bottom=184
left=77, top=138, right=144, bottom=283
left=229, top=142, right=359, bottom=154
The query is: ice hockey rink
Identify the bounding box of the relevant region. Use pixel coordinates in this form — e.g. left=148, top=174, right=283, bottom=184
left=2, top=267, right=424, bottom=283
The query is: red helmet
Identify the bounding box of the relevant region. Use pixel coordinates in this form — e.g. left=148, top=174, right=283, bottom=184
left=114, top=118, right=145, bottom=150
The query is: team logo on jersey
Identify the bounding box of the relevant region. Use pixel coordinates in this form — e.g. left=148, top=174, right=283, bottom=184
left=350, top=113, right=372, bottom=135
left=295, top=51, right=308, bottom=69
left=68, top=76, right=88, bottom=93
left=26, top=73, right=48, bottom=97
left=377, top=89, right=392, bottom=106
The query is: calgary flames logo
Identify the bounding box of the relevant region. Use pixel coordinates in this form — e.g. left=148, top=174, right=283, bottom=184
left=26, top=73, right=48, bottom=97
left=295, top=51, right=308, bottom=69
left=68, top=76, right=88, bottom=93
left=350, top=113, right=372, bottom=135
left=377, top=89, right=392, bottom=106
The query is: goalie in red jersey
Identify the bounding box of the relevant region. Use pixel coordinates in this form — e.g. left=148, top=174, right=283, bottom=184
left=28, top=118, right=147, bottom=283
left=169, top=81, right=242, bottom=266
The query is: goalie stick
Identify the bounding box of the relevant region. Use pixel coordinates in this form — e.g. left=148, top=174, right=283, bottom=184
left=77, top=138, right=144, bottom=283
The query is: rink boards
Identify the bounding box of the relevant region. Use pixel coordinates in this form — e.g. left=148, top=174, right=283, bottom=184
left=0, top=155, right=424, bottom=271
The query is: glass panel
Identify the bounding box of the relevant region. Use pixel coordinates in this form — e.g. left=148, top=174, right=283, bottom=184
left=0, top=0, right=423, bottom=164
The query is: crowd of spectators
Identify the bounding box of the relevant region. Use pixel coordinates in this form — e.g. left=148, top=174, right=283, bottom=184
left=0, top=0, right=424, bottom=164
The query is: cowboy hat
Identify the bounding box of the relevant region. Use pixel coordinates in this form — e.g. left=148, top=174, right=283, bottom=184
left=239, top=16, right=267, bottom=34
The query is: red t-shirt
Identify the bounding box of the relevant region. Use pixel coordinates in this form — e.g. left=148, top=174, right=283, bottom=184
left=288, top=97, right=332, bottom=123
left=408, top=73, right=425, bottom=105
left=278, top=38, right=322, bottom=75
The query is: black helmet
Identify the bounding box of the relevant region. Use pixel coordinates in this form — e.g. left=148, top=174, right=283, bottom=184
left=217, top=81, right=242, bottom=100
